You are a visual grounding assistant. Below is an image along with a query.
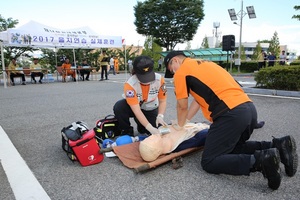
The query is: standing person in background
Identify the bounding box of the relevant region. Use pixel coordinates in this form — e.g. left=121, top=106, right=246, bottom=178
left=30, top=57, right=44, bottom=84
left=164, top=51, right=298, bottom=190
left=108, top=56, right=116, bottom=75
left=98, top=50, right=109, bottom=81
left=128, top=59, right=133, bottom=75
left=263, top=51, right=268, bottom=67
left=8, top=57, right=26, bottom=86
left=268, top=52, right=276, bottom=67
left=158, top=57, right=163, bottom=71
left=279, top=50, right=286, bottom=65
left=114, top=56, right=119, bottom=74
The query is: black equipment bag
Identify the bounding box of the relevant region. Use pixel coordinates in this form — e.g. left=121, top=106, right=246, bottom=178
left=93, top=115, right=121, bottom=143
left=61, top=121, right=89, bottom=161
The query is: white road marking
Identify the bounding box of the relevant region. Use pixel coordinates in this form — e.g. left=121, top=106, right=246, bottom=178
left=0, top=126, right=51, bottom=200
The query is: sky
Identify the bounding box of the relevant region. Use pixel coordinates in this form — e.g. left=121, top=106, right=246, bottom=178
left=1, top=0, right=300, bottom=54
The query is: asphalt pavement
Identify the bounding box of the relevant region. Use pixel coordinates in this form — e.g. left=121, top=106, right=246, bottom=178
left=0, top=72, right=300, bottom=200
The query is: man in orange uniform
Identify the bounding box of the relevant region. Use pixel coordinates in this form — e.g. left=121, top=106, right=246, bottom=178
left=113, top=56, right=167, bottom=136
left=61, top=58, right=76, bottom=82
left=114, top=56, right=119, bottom=74
left=164, top=51, right=298, bottom=190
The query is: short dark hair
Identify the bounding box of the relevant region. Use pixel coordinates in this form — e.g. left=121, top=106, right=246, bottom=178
left=164, top=51, right=186, bottom=67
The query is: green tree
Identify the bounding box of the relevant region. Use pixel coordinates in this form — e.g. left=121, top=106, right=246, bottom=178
left=39, top=49, right=57, bottom=72
left=253, top=42, right=262, bottom=60
left=0, top=15, right=35, bottom=68
left=134, top=0, right=204, bottom=51
left=141, top=36, right=162, bottom=69
left=215, top=40, right=221, bottom=48
left=268, top=31, right=281, bottom=58
left=240, top=45, right=246, bottom=61
left=115, top=45, right=138, bottom=71
left=292, top=5, right=300, bottom=20
left=185, top=41, right=192, bottom=50
left=233, top=45, right=245, bottom=60
left=0, top=14, right=18, bottom=31
left=260, top=39, right=271, bottom=43
left=201, top=36, right=209, bottom=48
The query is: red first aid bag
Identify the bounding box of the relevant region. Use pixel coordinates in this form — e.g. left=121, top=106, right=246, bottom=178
left=69, top=129, right=104, bottom=166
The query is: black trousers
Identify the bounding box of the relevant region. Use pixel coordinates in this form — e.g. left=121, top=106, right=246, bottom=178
left=201, top=102, right=272, bottom=175
left=100, top=65, right=108, bottom=79
left=113, top=99, right=158, bottom=135
left=268, top=61, right=275, bottom=67
left=10, top=72, right=25, bottom=82
left=158, top=64, right=162, bottom=71
left=31, top=72, right=43, bottom=81
left=258, top=62, right=265, bottom=70
left=80, top=70, right=90, bottom=79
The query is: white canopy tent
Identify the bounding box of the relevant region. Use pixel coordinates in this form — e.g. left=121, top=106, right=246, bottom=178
left=0, top=20, right=123, bottom=88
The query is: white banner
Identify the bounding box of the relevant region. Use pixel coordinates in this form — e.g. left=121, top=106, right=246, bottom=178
left=3, top=21, right=123, bottom=48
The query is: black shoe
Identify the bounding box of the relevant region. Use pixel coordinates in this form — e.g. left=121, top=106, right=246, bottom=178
left=255, top=121, right=265, bottom=129
left=137, top=127, right=150, bottom=136
left=73, top=78, right=76, bottom=82
left=34, top=80, right=37, bottom=84
left=120, top=127, right=134, bottom=137
left=273, top=135, right=298, bottom=177
left=253, top=148, right=281, bottom=190
left=21, top=82, right=26, bottom=85
left=12, top=82, right=15, bottom=86
left=39, top=80, right=42, bottom=84
left=99, top=79, right=104, bottom=81
left=86, top=78, right=89, bottom=81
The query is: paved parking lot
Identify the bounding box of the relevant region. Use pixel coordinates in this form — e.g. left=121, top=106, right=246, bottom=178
left=0, top=73, right=299, bottom=200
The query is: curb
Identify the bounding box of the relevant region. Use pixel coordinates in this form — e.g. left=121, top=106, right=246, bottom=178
left=243, top=87, right=300, bottom=98
left=165, top=78, right=300, bottom=98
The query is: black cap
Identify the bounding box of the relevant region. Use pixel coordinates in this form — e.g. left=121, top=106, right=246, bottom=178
left=163, top=51, right=186, bottom=68
left=133, top=56, right=155, bottom=83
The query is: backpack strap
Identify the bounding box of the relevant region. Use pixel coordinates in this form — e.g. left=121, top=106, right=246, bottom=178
left=66, top=142, right=77, bottom=162
left=105, top=114, right=116, bottom=119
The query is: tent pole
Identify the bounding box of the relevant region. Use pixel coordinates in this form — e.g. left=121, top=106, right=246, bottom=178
left=73, top=48, right=77, bottom=83
left=124, top=45, right=127, bottom=81
left=55, top=48, right=58, bottom=67
left=1, top=42, right=7, bottom=88
left=73, top=48, right=76, bottom=68
left=55, top=48, right=58, bottom=81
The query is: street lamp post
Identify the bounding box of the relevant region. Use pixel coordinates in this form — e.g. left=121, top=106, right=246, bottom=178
left=237, top=0, right=243, bottom=73
left=213, top=22, right=220, bottom=47
left=137, top=40, right=140, bottom=56
left=1, top=41, right=7, bottom=88
left=228, top=0, right=256, bottom=73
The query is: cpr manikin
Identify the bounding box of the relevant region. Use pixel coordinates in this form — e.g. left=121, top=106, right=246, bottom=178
left=139, top=123, right=210, bottom=162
